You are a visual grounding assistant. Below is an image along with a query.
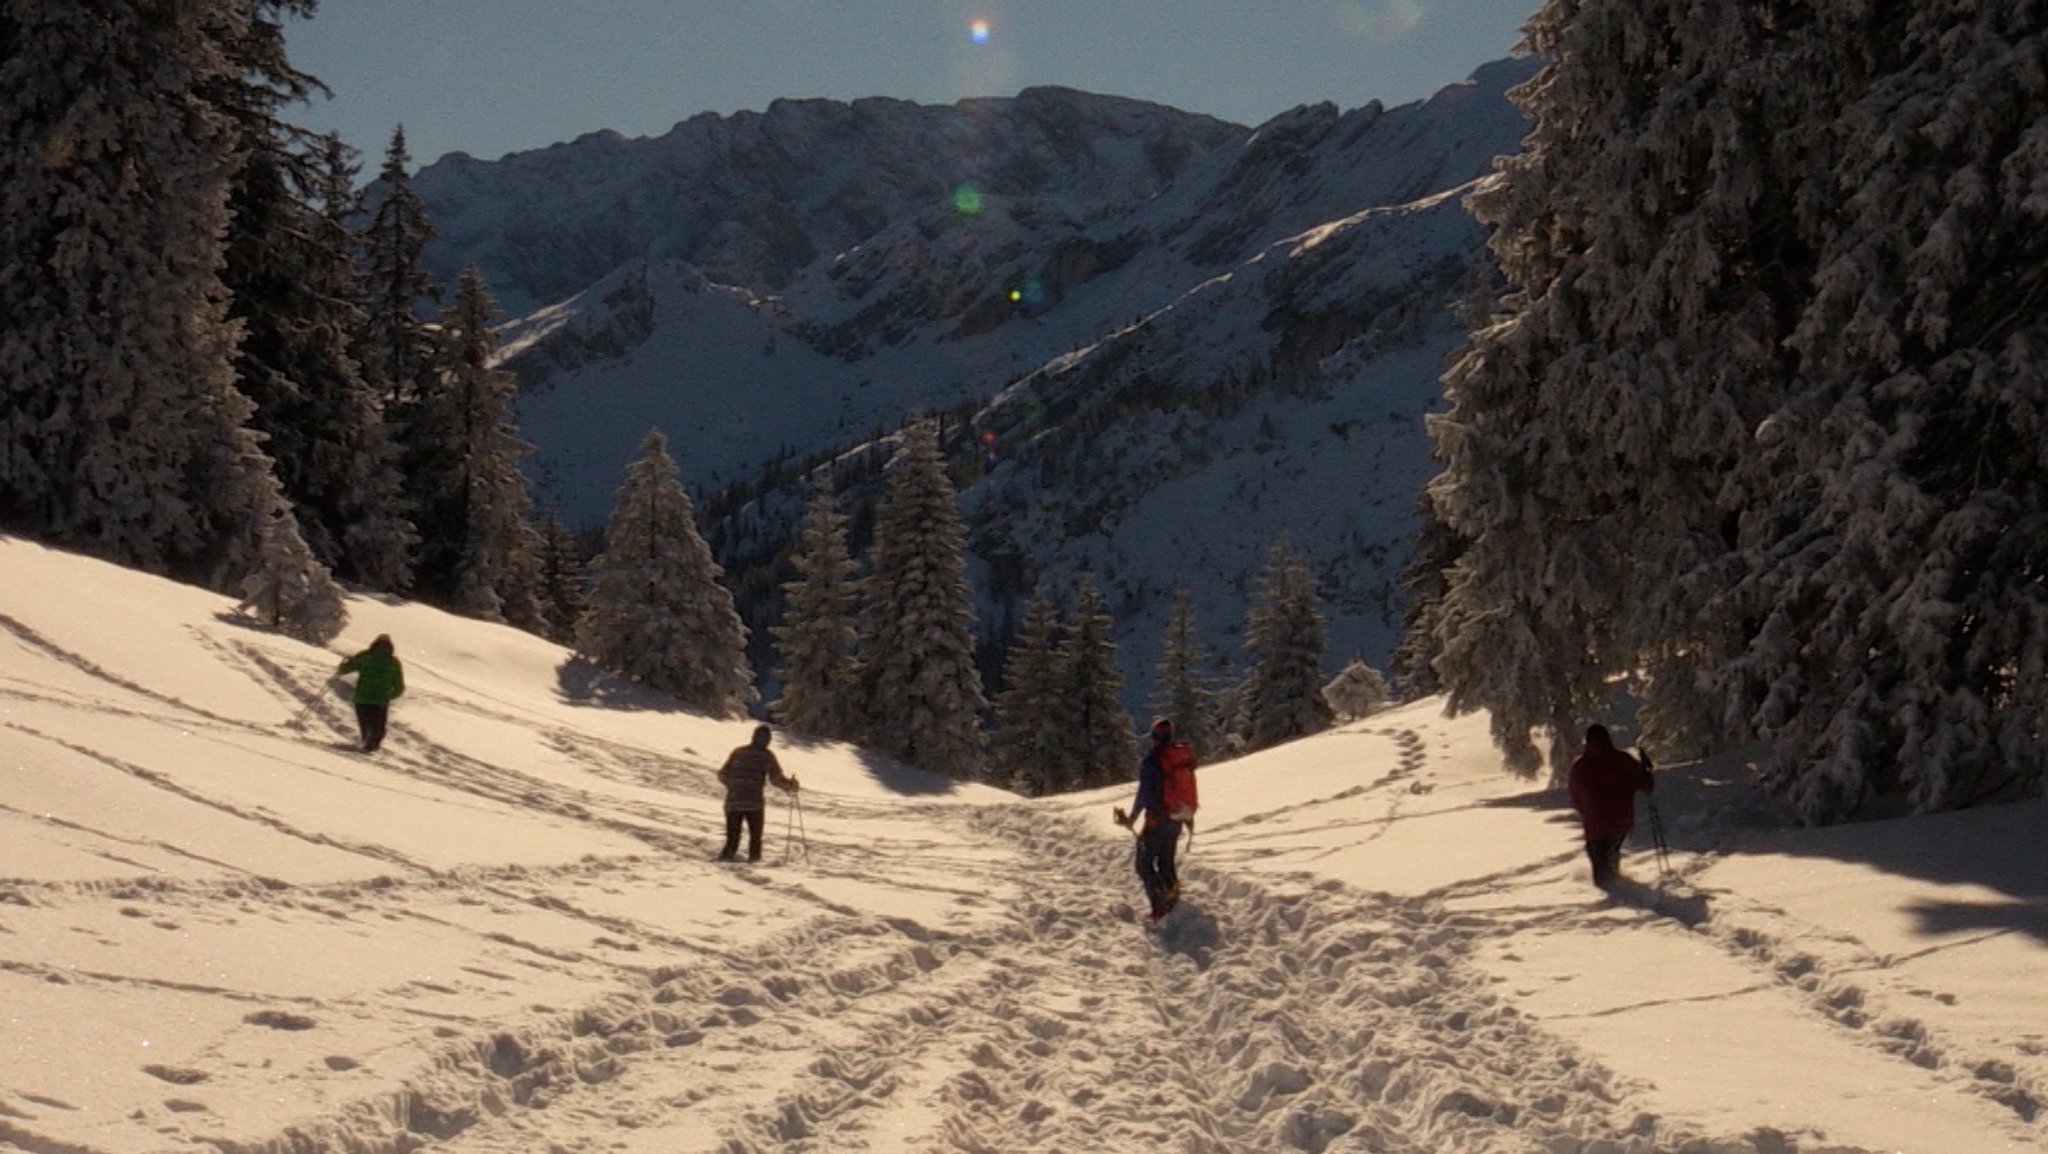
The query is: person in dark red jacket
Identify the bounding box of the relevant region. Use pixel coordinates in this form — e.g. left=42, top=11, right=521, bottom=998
left=1567, top=724, right=1653, bottom=886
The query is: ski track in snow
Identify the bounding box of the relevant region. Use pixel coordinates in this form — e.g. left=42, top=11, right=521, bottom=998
left=3, top=611, right=2041, bottom=1153
left=257, top=805, right=1670, bottom=1154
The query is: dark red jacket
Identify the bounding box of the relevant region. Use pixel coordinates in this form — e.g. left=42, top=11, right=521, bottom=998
left=1567, top=738, right=1652, bottom=840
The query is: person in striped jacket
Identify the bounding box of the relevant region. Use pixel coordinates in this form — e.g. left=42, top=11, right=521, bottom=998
left=717, top=725, right=799, bottom=862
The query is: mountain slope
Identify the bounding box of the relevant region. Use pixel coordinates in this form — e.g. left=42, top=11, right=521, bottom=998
left=412, top=60, right=1542, bottom=683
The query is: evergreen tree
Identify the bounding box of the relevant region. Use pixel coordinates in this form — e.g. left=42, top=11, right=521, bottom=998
left=992, top=589, right=1066, bottom=795
left=1054, top=575, right=1135, bottom=789
left=534, top=510, right=587, bottom=646
left=224, top=118, right=415, bottom=590
left=237, top=506, right=348, bottom=642
left=356, top=125, right=440, bottom=412
left=1413, top=0, right=2048, bottom=818
left=1413, top=0, right=1782, bottom=777
left=853, top=420, right=987, bottom=777
left=1387, top=486, right=1455, bottom=702
left=770, top=479, right=860, bottom=738
left=579, top=430, right=754, bottom=715
left=1725, top=0, right=2048, bottom=818
left=1323, top=659, right=1391, bottom=722
left=1240, top=541, right=1333, bottom=751
left=1149, top=587, right=1220, bottom=758
left=0, top=0, right=343, bottom=643
left=409, top=267, right=543, bottom=623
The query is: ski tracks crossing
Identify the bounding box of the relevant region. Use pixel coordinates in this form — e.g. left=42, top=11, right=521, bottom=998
left=1, top=615, right=1922, bottom=1153
left=416, top=802, right=1682, bottom=1154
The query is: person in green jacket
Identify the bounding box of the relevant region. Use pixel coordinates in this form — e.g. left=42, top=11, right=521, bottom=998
left=336, top=634, right=405, bottom=752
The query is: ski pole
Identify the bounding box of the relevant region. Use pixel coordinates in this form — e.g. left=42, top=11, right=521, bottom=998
left=783, top=790, right=809, bottom=863
left=1637, top=744, right=1671, bottom=880
left=1648, top=798, right=1672, bottom=880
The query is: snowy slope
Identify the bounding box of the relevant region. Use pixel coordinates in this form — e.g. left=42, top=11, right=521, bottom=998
left=4, top=539, right=2045, bottom=1153
left=958, top=179, right=1495, bottom=674
left=408, top=61, right=1540, bottom=684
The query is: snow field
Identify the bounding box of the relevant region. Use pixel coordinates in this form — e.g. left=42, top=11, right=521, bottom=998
left=3, top=537, right=2047, bottom=1153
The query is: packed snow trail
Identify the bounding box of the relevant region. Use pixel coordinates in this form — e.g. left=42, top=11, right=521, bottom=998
left=367, top=803, right=1692, bottom=1154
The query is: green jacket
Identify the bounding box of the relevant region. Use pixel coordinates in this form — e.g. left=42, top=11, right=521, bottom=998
left=338, top=648, right=405, bottom=705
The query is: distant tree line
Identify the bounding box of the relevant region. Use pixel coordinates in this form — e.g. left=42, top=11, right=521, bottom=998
left=574, top=416, right=1387, bottom=783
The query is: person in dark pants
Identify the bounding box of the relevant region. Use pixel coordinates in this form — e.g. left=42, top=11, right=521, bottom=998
left=1116, top=718, right=1186, bottom=919
left=717, top=725, right=799, bottom=862
left=1567, top=723, right=1654, bottom=886
left=336, top=634, right=404, bottom=752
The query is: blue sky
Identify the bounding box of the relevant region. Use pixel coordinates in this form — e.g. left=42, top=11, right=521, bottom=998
left=285, top=0, right=1540, bottom=169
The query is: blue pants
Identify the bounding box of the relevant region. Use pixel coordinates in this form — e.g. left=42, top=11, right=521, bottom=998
left=1135, top=820, right=1182, bottom=911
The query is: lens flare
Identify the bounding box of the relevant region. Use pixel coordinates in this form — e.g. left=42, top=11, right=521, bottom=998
left=953, top=183, right=984, bottom=215
left=970, top=19, right=991, bottom=43
left=1335, top=0, right=1425, bottom=44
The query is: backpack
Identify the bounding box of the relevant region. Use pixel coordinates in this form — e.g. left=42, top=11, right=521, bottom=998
left=1159, top=741, right=1198, bottom=822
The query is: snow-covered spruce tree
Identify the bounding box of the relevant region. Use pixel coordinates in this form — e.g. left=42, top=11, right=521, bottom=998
left=1715, top=0, right=2048, bottom=818
left=769, top=479, right=860, bottom=739
left=992, top=589, right=1067, bottom=795
left=852, top=421, right=988, bottom=778
left=1415, top=0, right=1826, bottom=776
left=1149, top=586, right=1220, bottom=759
left=0, top=0, right=344, bottom=644
left=1239, top=542, right=1334, bottom=751
left=356, top=126, right=440, bottom=413
left=209, top=2, right=411, bottom=590
left=1417, top=0, right=2048, bottom=816
left=1053, top=575, right=1136, bottom=790
left=579, top=430, right=754, bottom=716
left=237, top=506, right=347, bottom=643
left=1412, top=0, right=1784, bottom=776
left=1323, top=659, right=1391, bottom=722
left=408, top=267, right=544, bottom=624
left=223, top=119, right=416, bottom=590
left=534, top=511, right=587, bottom=646
left=1387, top=486, right=1456, bottom=702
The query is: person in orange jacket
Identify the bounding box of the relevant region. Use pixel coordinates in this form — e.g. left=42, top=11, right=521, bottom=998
left=1115, top=717, right=1195, bottom=920
left=1566, top=724, right=1653, bottom=886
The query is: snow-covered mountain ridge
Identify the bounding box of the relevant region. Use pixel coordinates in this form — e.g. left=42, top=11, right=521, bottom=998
left=411, top=58, right=1542, bottom=680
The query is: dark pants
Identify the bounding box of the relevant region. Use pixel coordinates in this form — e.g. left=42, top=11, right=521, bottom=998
left=1585, top=835, right=1626, bottom=886
left=1135, top=820, right=1182, bottom=913
left=354, top=702, right=389, bottom=752
left=721, top=810, right=765, bottom=861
